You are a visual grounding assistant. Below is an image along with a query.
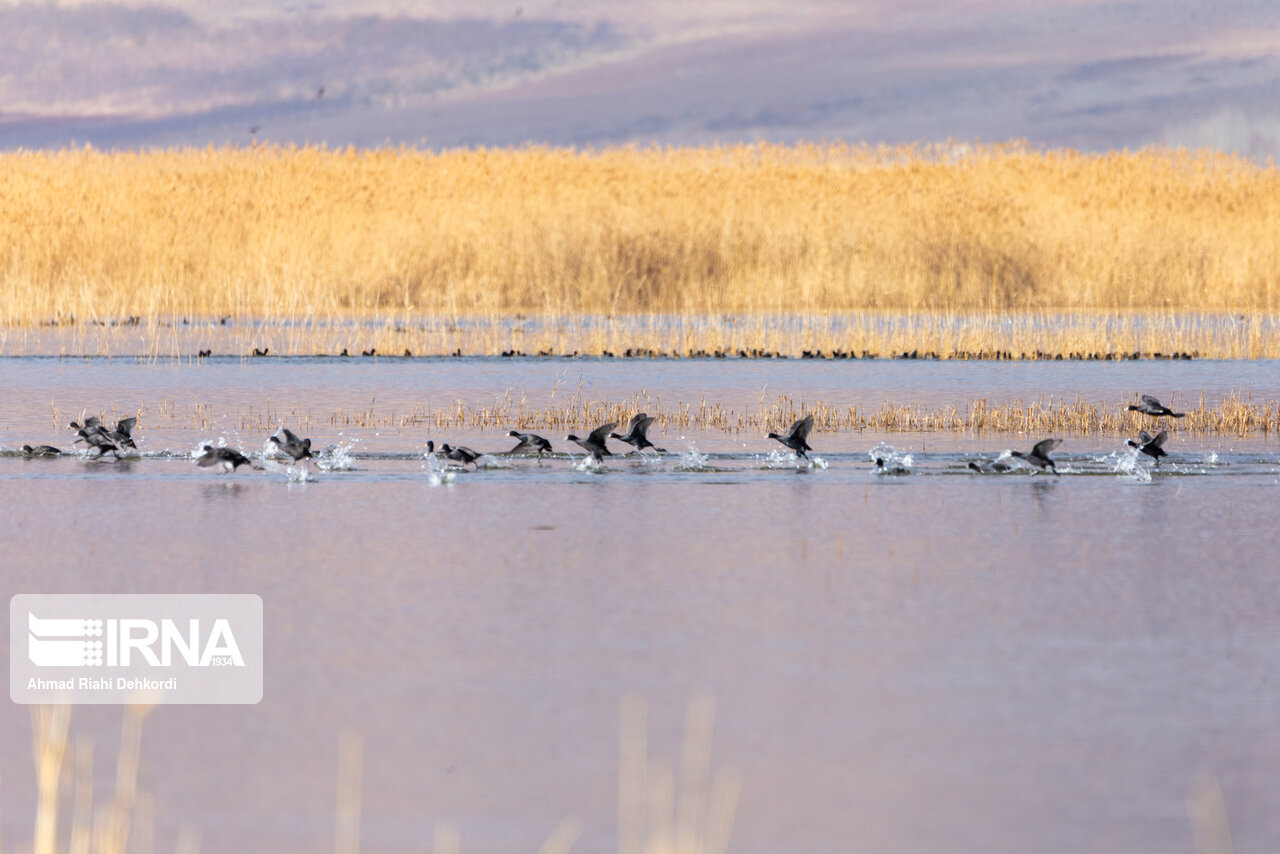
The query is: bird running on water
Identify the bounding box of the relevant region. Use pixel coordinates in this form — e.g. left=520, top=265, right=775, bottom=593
left=506, top=431, right=552, bottom=456
left=196, top=445, right=254, bottom=472
left=1011, top=439, right=1062, bottom=475
left=269, top=428, right=313, bottom=461
left=767, top=415, right=814, bottom=459
left=566, top=423, right=616, bottom=464
left=427, top=441, right=483, bottom=467
left=611, top=413, right=665, bottom=453
left=1127, top=429, right=1169, bottom=464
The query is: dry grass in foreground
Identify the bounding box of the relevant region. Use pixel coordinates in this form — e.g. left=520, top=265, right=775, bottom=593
left=22, top=696, right=736, bottom=854
left=2, top=143, right=1279, bottom=331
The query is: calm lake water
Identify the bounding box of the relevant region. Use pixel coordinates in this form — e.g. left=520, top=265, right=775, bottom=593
left=1, top=357, right=1278, bottom=854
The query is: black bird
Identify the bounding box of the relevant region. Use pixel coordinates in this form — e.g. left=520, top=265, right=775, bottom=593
left=611, top=413, right=665, bottom=453
left=72, top=416, right=137, bottom=449
left=767, top=414, right=814, bottom=459
left=1127, top=429, right=1169, bottom=464
left=874, top=456, right=910, bottom=475
left=69, top=417, right=107, bottom=445
left=83, top=432, right=122, bottom=459
left=1011, top=438, right=1062, bottom=475
left=507, top=431, right=552, bottom=456
left=69, top=419, right=123, bottom=457
left=968, top=457, right=1014, bottom=473
left=426, top=441, right=482, bottom=467
left=268, top=428, right=313, bottom=461
left=110, top=417, right=138, bottom=449
left=1128, top=395, right=1185, bottom=418
left=196, top=445, right=253, bottom=472
left=440, top=443, right=482, bottom=467
left=565, top=422, right=616, bottom=463
left=21, top=445, right=63, bottom=457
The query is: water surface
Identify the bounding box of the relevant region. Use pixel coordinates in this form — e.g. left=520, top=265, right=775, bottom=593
left=1, top=357, right=1276, bottom=854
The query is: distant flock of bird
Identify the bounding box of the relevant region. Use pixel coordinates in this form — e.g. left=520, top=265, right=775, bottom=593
left=14, top=395, right=1187, bottom=476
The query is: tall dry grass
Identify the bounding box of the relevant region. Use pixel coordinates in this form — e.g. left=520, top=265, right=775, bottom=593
left=2, top=142, right=1279, bottom=326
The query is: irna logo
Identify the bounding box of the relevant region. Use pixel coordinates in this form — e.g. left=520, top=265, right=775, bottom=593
left=28, top=613, right=245, bottom=668
left=11, top=594, right=263, bottom=705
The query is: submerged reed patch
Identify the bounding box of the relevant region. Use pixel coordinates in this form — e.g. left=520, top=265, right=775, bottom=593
left=94, top=391, right=1280, bottom=436
left=2, top=143, right=1279, bottom=331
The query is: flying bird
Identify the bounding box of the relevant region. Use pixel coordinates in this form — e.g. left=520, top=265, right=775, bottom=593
left=767, top=414, right=814, bottom=459
left=1128, top=395, right=1184, bottom=418
left=565, top=422, right=616, bottom=463
left=610, top=413, right=665, bottom=453
left=1127, top=429, right=1169, bottom=464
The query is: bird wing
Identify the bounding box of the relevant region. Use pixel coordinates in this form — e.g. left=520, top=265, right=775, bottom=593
left=84, top=416, right=101, bottom=430
left=627, top=412, right=648, bottom=432
left=281, top=428, right=301, bottom=444
left=635, top=416, right=655, bottom=437
left=587, top=422, right=617, bottom=444
left=788, top=414, right=814, bottom=442
left=1140, top=394, right=1162, bottom=407
left=1031, top=438, right=1060, bottom=457
left=1137, top=430, right=1153, bottom=445
left=1151, top=430, right=1168, bottom=448
left=116, top=417, right=137, bottom=436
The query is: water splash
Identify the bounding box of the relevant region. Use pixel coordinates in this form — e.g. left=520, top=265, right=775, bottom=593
left=674, top=440, right=709, bottom=471
left=1110, top=447, right=1152, bottom=483
left=426, top=468, right=456, bottom=487
left=285, top=465, right=313, bottom=483
left=868, top=443, right=912, bottom=475
left=317, top=441, right=359, bottom=471
left=638, top=451, right=667, bottom=470
left=421, top=448, right=457, bottom=485
left=763, top=449, right=816, bottom=468
left=573, top=455, right=604, bottom=472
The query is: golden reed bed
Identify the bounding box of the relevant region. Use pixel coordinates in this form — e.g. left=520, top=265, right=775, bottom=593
left=2, top=142, right=1279, bottom=358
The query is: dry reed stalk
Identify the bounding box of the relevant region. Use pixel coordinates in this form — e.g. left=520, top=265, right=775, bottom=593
left=31, top=704, right=70, bottom=854
left=1186, top=772, right=1235, bottom=854
left=618, top=694, right=739, bottom=854
left=335, top=730, right=363, bottom=854
left=25, top=702, right=156, bottom=854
